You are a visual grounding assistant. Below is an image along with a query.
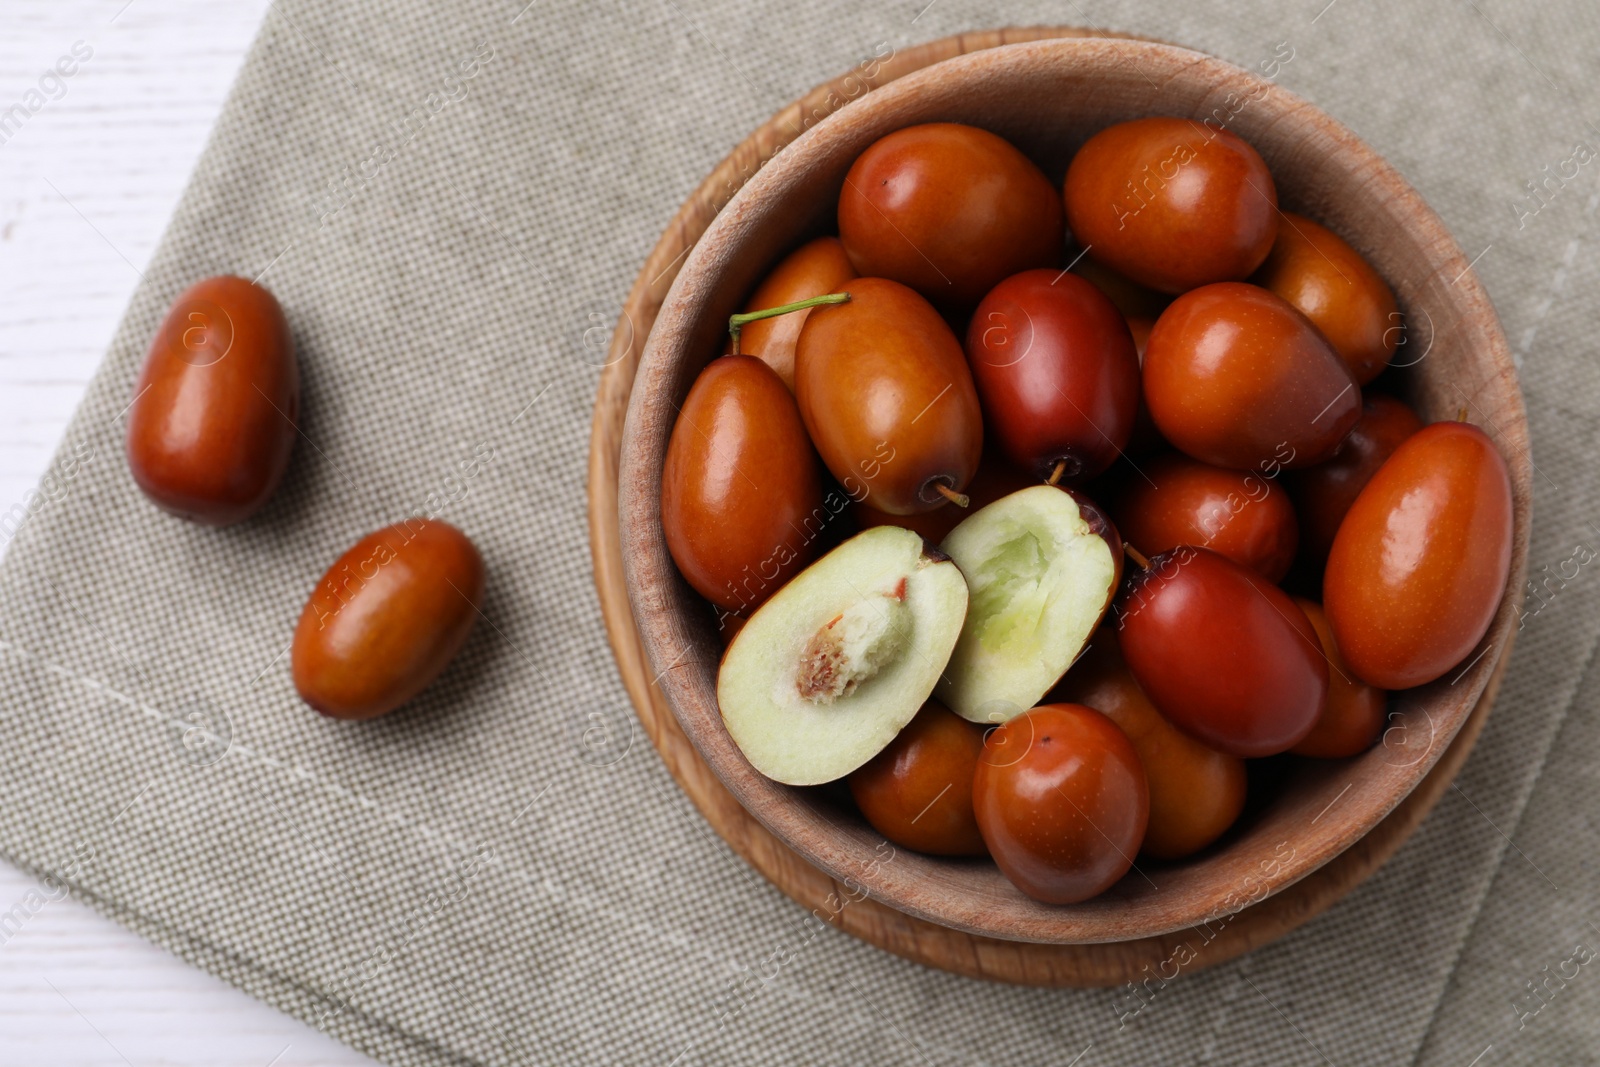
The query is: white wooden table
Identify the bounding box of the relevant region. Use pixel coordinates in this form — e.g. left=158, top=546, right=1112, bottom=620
left=0, top=3, right=375, bottom=1063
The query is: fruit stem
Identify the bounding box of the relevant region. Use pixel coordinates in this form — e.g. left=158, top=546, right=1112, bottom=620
left=933, top=482, right=970, bottom=508
left=1123, top=544, right=1151, bottom=570
left=1047, top=459, right=1067, bottom=486
left=1456, top=406, right=1469, bottom=422
left=728, top=292, right=850, bottom=355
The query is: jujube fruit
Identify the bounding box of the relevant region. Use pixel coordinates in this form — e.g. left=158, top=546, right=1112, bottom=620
left=1111, top=452, right=1298, bottom=582
left=1117, top=546, right=1327, bottom=757
left=796, top=277, right=983, bottom=515
left=1142, top=282, right=1360, bottom=471
left=1290, top=598, right=1386, bottom=758
left=292, top=520, right=484, bottom=721
left=716, top=526, right=968, bottom=785
left=972, top=703, right=1149, bottom=904
left=662, top=355, right=824, bottom=612
left=1253, top=212, right=1399, bottom=385
left=1122, top=315, right=1167, bottom=456
left=838, top=123, right=1062, bottom=310
left=1323, top=421, right=1514, bottom=689
left=730, top=236, right=856, bottom=390
left=125, top=275, right=299, bottom=525
left=964, top=269, right=1140, bottom=483
left=936, top=485, right=1122, bottom=723
left=848, top=702, right=987, bottom=856
left=1064, top=117, right=1278, bottom=293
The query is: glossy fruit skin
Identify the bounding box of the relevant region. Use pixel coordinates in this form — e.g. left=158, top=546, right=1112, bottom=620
left=125, top=275, right=299, bottom=525
left=732, top=237, right=856, bottom=390
left=852, top=453, right=1032, bottom=543
left=1143, top=282, right=1360, bottom=471
left=1112, top=452, right=1298, bottom=582
left=1288, top=394, right=1423, bottom=568
left=964, top=269, right=1140, bottom=482
left=838, top=123, right=1063, bottom=310
left=1324, top=422, right=1514, bottom=689
left=1291, top=599, right=1386, bottom=758
left=1117, top=547, right=1328, bottom=757
left=972, top=704, right=1148, bottom=904
left=796, top=277, right=983, bottom=515
left=1064, top=118, right=1279, bottom=294
left=848, top=702, right=987, bottom=856
left=292, top=521, right=484, bottom=721
left=1253, top=212, right=1399, bottom=385
left=1055, top=633, right=1245, bottom=860
left=662, top=356, right=823, bottom=612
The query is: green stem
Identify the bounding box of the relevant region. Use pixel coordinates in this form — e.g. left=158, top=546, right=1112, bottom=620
left=729, top=292, right=850, bottom=355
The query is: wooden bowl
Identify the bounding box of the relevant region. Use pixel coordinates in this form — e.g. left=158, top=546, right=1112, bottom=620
left=617, top=36, right=1531, bottom=944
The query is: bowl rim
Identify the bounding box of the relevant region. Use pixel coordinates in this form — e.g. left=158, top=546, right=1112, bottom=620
left=617, top=34, right=1532, bottom=944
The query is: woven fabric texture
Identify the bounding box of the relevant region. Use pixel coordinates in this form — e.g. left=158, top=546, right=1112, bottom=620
left=1, top=1, right=1597, bottom=1064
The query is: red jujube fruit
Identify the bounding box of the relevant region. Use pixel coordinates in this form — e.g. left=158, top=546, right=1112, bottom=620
left=1064, top=117, right=1278, bottom=294
left=848, top=702, right=988, bottom=856
left=292, top=521, right=484, bottom=721
left=731, top=236, right=856, bottom=390
left=662, top=355, right=824, bottom=612
left=964, top=269, right=1140, bottom=483
left=972, top=703, right=1148, bottom=904
left=1142, top=282, right=1360, bottom=471
left=1323, top=421, right=1514, bottom=689
left=1253, top=212, right=1399, bottom=386
left=796, top=277, right=983, bottom=516
left=1290, top=598, right=1387, bottom=758
left=126, top=275, right=299, bottom=525
left=1117, top=546, right=1327, bottom=757
left=838, top=123, right=1063, bottom=310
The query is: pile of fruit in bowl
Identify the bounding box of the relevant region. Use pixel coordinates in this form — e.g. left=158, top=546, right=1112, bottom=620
left=657, top=117, right=1514, bottom=907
